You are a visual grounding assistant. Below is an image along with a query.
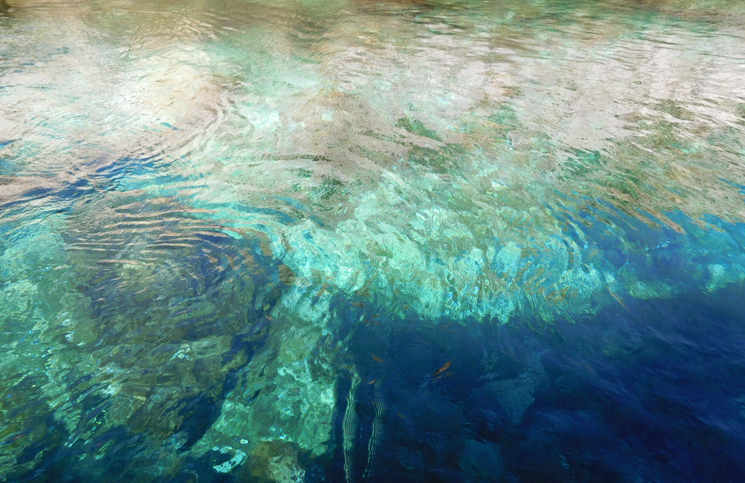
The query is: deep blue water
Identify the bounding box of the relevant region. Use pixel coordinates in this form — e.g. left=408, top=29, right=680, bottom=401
left=4, top=0, right=745, bottom=481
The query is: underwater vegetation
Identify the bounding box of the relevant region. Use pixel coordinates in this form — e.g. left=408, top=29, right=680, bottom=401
left=2, top=0, right=745, bottom=481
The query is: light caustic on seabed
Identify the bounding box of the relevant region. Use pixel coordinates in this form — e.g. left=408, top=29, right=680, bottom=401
left=2, top=0, right=745, bottom=480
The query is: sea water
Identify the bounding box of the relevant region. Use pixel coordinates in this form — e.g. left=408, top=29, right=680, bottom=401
left=2, top=0, right=745, bottom=481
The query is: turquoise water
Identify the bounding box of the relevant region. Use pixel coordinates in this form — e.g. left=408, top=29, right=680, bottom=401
left=2, top=0, right=745, bottom=481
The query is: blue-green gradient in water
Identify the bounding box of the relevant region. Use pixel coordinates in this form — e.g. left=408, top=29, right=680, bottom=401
left=2, top=0, right=745, bottom=481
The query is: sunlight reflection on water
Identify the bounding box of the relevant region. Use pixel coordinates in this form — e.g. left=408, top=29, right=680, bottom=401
left=2, top=0, right=745, bottom=481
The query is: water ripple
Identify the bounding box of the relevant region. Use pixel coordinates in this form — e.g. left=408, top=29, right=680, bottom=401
left=3, top=0, right=745, bottom=481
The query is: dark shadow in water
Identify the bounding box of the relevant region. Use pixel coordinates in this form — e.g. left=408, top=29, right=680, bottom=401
left=336, top=281, right=745, bottom=483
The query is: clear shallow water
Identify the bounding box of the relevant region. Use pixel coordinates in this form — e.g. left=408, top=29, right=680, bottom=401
left=2, top=0, right=745, bottom=481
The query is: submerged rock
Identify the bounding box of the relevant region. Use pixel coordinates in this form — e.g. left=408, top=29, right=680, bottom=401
left=190, top=293, right=342, bottom=481
left=460, top=440, right=504, bottom=483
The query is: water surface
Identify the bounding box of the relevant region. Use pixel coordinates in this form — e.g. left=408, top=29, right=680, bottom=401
left=2, top=0, right=745, bottom=481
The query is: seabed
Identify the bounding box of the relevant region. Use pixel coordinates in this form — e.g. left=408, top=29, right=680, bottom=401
left=2, top=0, right=745, bottom=481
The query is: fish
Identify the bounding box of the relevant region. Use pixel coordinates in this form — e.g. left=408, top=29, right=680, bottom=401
left=433, top=361, right=452, bottom=376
